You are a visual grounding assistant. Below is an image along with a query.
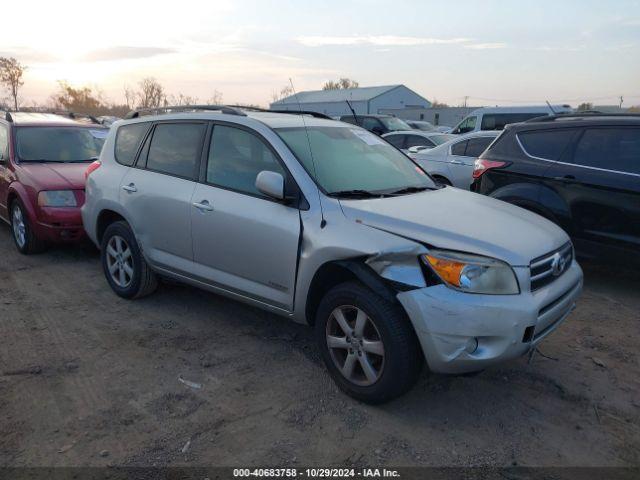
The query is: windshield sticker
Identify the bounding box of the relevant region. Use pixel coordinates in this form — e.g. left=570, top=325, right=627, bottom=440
left=90, top=129, right=108, bottom=139
left=350, top=129, right=385, bottom=146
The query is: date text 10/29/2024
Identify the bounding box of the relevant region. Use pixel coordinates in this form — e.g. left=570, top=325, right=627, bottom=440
left=233, top=468, right=401, bottom=478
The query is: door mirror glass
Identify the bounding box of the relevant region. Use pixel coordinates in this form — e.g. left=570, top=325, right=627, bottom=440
left=255, top=170, right=285, bottom=200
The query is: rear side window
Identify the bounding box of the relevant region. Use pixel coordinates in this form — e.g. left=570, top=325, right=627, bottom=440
left=146, top=123, right=205, bottom=179
left=464, top=137, right=495, bottom=157
left=573, top=128, right=640, bottom=174
left=115, top=122, right=149, bottom=166
left=518, top=129, right=577, bottom=160
left=406, top=135, right=433, bottom=148
left=207, top=125, right=285, bottom=197
left=451, top=140, right=468, bottom=156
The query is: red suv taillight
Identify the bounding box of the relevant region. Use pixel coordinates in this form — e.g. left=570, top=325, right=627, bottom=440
left=472, top=159, right=507, bottom=179
left=85, top=160, right=101, bottom=179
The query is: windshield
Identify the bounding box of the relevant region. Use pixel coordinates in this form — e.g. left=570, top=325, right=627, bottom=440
left=16, top=127, right=107, bottom=162
left=430, top=134, right=456, bottom=145
left=411, top=121, right=435, bottom=131
left=276, top=126, right=435, bottom=195
left=379, top=117, right=411, bottom=132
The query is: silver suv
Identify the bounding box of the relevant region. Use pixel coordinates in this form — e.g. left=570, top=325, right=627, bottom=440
left=82, top=105, right=583, bottom=403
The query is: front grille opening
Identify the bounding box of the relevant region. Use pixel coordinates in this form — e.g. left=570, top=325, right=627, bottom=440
left=522, top=326, right=535, bottom=343
left=530, top=242, right=573, bottom=291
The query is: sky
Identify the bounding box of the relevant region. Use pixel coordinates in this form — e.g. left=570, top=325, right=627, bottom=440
left=2, top=0, right=639, bottom=108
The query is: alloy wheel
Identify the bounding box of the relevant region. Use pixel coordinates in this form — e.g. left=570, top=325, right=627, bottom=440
left=326, top=305, right=385, bottom=386
left=12, top=205, right=26, bottom=249
left=106, top=235, right=134, bottom=288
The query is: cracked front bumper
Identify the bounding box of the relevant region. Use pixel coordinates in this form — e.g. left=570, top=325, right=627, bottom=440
left=396, top=261, right=583, bottom=374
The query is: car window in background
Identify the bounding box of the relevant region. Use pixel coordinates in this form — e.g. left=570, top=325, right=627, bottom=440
left=573, top=128, right=640, bottom=174
left=362, top=117, right=381, bottom=131
left=405, top=135, right=433, bottom=148
left=379, top=117, right=411, bottom=132
left=518, top=129, right=577, bottom=160
left=465, top=137, right=495, bottom=157
left=146, top=123, right=205, bottom=178
left=276, top=126, right=435, bottom=194
left=481, top=113, right=543, bottom=130
left=455, top=116, right=477, bottom=134
left=451, top=140, right=468, bottom=156
left=207, top=125, right=285, bottom=197
left=340, top=116, right=358, bottom=125
left=0, top=125, right=8, bottom=161
left=385, top=135, right=406, bottom=149
left=15, top=127, right=107, bottom=162
left=115, top=122, right=150, bottom=166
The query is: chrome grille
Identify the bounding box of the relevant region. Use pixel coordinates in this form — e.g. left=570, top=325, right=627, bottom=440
left=530, top=242, right=573, bottom=291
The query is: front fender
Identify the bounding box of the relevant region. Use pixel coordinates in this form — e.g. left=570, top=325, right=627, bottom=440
left=7, top=182, right=38, bottom=224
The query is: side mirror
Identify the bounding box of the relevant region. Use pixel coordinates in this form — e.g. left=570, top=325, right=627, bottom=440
left=255, top=170, right=285, bottom=200
left=408, top=146, right=430, bottom=154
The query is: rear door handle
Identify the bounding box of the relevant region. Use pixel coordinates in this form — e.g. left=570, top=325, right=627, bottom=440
left=192, top=200, right=214, bottom=212
left=122, top=183, right=137, bottom=193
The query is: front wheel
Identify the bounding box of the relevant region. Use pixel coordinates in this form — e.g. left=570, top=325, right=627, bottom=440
left=101, top=221, right=157, bottom=299
left=315, top=282, right=423, bottom=404
left=10, top=200, right=47, bottom=254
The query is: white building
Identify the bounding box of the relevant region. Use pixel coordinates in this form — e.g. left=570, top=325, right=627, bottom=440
left=270, top=85, right=431, bottom=117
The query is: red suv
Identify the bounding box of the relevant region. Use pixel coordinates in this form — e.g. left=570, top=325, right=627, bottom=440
left=0, top=111, right=108, bottom=253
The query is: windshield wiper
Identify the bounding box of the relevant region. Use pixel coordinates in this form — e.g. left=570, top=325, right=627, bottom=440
left=328, top=189, right=391, bottom=199
left=386, top=186, right=434, bottom=196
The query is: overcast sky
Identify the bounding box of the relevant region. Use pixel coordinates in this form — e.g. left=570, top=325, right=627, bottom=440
left=3, top=0, right=640, bottom=107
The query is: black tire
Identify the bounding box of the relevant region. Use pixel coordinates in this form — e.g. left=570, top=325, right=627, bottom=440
left=433, top=175, right=452, bottom=187
left=315, top=281, right=423, bottom=404
left=100, top=221, right=157, bottom=299
left=9, top=199, right=48, bottom=255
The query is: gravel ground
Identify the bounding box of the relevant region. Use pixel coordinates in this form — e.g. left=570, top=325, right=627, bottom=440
left=0, top=223, right=639, bottom=468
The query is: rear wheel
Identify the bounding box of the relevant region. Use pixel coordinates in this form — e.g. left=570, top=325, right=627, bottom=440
left=10, top=200, right=47, bottom=254
left=315, top=281, right=423, bottom=404
left=101, top=221, right=157, bottom=299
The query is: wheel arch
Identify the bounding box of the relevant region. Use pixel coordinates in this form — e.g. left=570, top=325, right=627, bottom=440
left=95, top=209, right=129, bottom=245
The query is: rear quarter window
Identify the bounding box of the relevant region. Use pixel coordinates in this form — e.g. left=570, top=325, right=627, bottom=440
left=115, top=122, right=150, bottom=166
left=517, top=129, right=577, bottom=160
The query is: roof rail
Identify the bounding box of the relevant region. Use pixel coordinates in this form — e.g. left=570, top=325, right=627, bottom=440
left=10, top=108, right=102, bottom=124
left=526, top=112, right=640, bottom=123
left=124, top=105, right=247, bottom=119
left=226, top=105, right=333, bottom=120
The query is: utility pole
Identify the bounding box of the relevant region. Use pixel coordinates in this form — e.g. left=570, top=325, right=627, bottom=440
left=619, top=95, right=624, bottom=109
left=463, top=96, right=468, bottom=108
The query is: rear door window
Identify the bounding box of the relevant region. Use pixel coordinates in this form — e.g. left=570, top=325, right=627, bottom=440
left=518, top=129, right=577, bottom=160
left=115, top=122, right=150, bottom=166
left=573, top=128, right=640, bottom=174
left=145, top=123, right=205, bottom=179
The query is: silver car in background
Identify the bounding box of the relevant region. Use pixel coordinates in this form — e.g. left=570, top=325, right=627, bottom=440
left=382, top=130, right=455, bottom=155
left=82, top=106, right=582, bottom=404
left=410, top=131, right=500, bottom=188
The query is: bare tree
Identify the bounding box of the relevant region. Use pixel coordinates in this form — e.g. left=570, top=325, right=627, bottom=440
left=322, top=78, right=359, bottom=90
left=431, top=99, right=449, bottom=108
left=123, top=85, right=137, bottom=110
left=137, top=77, right=165, bottom=108
left=271, top=85, right=294, bottom=103
left=576, top=102, right=594, bottom=111
left=0, top=57, right=26, bottom=110
left=207, top=89, right=224, bottom=105
left=50, top=81, right=104, bottom=115
left=168, top=93, right=199, bottom=106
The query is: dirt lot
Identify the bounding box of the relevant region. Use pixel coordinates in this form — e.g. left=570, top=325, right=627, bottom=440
left=1, top=222, right=639, bottom=469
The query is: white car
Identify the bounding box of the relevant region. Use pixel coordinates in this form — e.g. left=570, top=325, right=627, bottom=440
left=411, top=131, right=500, bottom=189
left=382, top=130, right=455, bottom=155
left=405, top=120, right=451, bottom=133
left=450, top=105, right=573, bottom=135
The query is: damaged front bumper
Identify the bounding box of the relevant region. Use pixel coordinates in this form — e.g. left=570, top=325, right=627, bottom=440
left=396, top=260, right=583, bottom=374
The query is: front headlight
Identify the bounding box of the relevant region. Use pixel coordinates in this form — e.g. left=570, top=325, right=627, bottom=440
left=37, top=190, right=77, bottom=207
left=422, top=249, right=519, bottom=295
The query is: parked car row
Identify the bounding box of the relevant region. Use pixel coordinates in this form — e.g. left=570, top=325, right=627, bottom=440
left=3, top=105, right=633, bottom=403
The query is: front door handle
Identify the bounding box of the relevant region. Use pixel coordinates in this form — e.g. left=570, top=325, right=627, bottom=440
left=450, top=160, right=464, bottom=165
left=552, top=175, right=577, bottom=184
left=122, top=183, right=137, bottom=193
left=192, top=200, right=214, bottom=212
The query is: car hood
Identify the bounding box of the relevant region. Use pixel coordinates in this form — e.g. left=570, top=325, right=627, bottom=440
left=18, top=162, right=87, bottom=190
left=339, top=187, right=569, bottom=266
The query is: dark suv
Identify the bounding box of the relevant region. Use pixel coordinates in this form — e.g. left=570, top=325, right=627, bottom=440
left=471, top=114, right=640, bottom=265
left=339, top=114, right=411, bottom=135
